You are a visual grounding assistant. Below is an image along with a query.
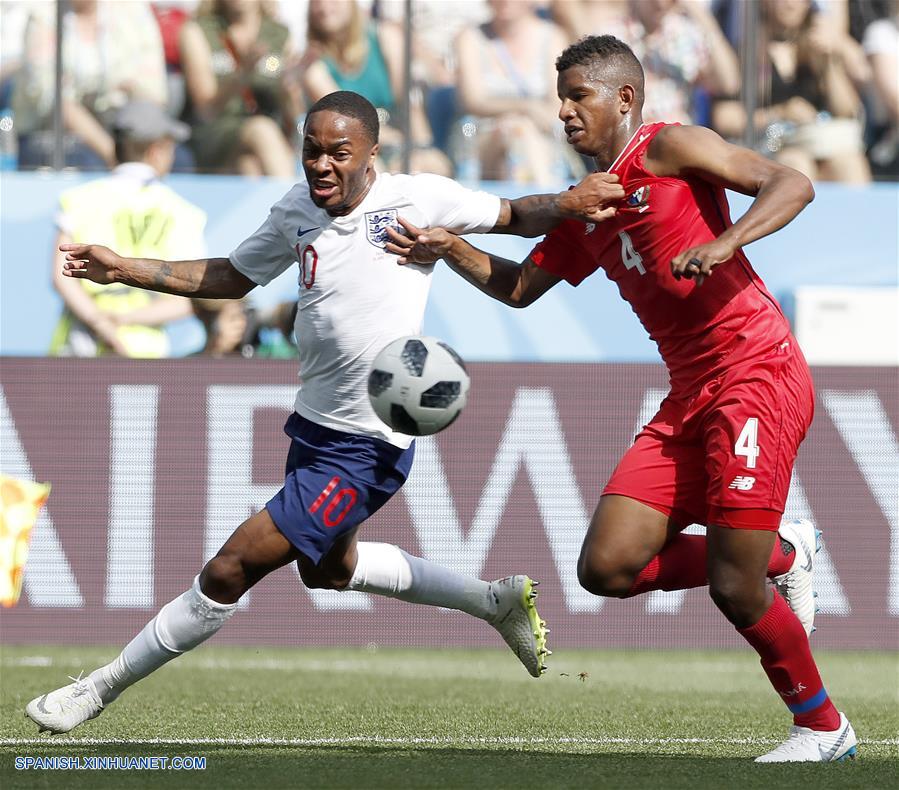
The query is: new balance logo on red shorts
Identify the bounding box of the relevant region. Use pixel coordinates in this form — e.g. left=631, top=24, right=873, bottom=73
left=728, top=475, right=756, bottom=491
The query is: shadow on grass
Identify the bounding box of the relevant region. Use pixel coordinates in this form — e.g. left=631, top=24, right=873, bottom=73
left=1, top=742, right=887, bottom=790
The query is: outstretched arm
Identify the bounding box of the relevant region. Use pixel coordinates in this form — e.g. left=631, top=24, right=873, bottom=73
left=385, top=219, right=560, bottom=308
left=492, top=172, right=625, bottom=237
left=644, top=125, right=815, bottom=282
left=60, top=243, right=256, bottom=299
left=52, top=234, right=129, bottom=355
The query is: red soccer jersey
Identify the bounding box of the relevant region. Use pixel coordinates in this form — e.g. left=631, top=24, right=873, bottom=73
left=530, top=122, right=792, bottom=393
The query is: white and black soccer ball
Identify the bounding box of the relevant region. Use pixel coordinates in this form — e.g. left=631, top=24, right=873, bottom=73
left=368, top=336, right=470, bottom=436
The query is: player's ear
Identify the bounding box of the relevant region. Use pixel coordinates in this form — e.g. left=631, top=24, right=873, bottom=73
left=369, top=142, right=380, bottom=165
left=619, top=84, right=636, bottom=114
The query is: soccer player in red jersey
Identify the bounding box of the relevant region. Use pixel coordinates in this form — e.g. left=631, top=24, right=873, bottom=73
left=386, top=35, right=856, bottom=763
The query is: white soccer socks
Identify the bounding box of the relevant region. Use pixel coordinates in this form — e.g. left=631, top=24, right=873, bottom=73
left=345, top=542, right=495, bottom=619
left=345, top=541, right=413, bottom=594
left=89, top=576, right=237, bottom=704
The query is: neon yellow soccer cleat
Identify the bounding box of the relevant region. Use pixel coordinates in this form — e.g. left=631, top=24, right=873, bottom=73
left=487, top=575, right=550, bottom=678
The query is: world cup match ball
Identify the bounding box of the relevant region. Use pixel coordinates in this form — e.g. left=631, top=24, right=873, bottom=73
left=368, top=336, right=470, bottom=436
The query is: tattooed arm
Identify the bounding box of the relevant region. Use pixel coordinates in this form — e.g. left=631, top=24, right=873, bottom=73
left=492, top=172, right=624, bottom=237
left=58, top=243, right=255, bottom=299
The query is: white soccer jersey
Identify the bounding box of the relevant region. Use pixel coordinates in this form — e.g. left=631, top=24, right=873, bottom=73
left=230, top=171, right=501, bottom=447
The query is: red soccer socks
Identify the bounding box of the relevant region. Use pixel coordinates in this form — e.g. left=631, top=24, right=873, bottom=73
left=627, top=534, right=708, bottom=595
left=626, top=533, right=794, bottom=596
left=738, top=590, right=840, bottom=731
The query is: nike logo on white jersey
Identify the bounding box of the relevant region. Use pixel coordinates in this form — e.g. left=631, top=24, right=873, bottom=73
left=728, top=475, right=756, bottom=491
left=297, top=226, right=319, bottom=238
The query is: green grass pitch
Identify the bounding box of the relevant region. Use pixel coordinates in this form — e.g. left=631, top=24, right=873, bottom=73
left=1, top=645, right=896, bottom=789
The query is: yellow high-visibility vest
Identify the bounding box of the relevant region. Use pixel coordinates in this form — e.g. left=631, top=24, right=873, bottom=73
left=50, top=173, right=206, bottom=357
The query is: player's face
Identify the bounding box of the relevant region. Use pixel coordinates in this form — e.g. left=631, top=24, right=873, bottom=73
left=302, top=111, right=379, bottom=216
left=557, top=65, right=622, bottom=158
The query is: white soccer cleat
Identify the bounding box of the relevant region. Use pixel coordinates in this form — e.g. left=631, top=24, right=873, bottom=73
left=755, top=712, right=857, bottom=763
left=773, top=518, right=822, bottom=636
left=25, top=674, right=104, bottom=734
left=486, top=575, right=549, bottom=678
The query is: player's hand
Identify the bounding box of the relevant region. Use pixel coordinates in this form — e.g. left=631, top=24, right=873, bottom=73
left=558, top=172, right=625, bottom=223
left=670, top=239, right=737, bottom=285
left=384, top=217, right=456, bottom=265
left=59, top=243, right=121, bottom=285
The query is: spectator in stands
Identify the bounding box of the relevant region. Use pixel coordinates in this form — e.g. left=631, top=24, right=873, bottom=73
left=454, top=0, right=573, bottom=183
left=605, top=0, right=740, bottom=126
left=50, top=102, right=204, bottom=357
left=302, top=0, right=451, bottom=176
left=373, top=0, right=489, bottom=153
left=151, top=1, right=197, bottom=119
left=863, top=1, right=899, bottom=178
left=274, top=0, right=305, bottom=44
left=150, top=2, right=203, bottom=171
left=12, top=0, right=169, bottom=170
left=374, top=0, right=485, bottom=84
left=179, top=0, right=299, bottom=177
left=0, top=1, right=37, bottom=110
left=191, top=297, right=297, bottom=357
left=550, top=0, right=628, bottom=44
left=190, top=297, right=253, bottom=357
left=713, top=0, right=871, bottom=183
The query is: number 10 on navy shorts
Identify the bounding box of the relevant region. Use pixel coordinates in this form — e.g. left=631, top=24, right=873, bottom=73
left=266, top=413, right=415, bottom=565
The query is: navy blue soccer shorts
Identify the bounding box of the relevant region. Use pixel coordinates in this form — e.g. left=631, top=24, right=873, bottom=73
left=266, top=413, right=415, bottom=565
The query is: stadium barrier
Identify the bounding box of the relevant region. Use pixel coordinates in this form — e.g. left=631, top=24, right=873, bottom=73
left=2, top=359, right=895, bottom=650
left=2, top=173, right=897, bottom=361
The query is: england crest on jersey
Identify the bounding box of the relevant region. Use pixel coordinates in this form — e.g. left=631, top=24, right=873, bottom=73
left=365, top=209, right=399, bottom=248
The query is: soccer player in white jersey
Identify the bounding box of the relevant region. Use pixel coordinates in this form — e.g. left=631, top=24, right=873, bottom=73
left=26, top=91, right=625, bottom=735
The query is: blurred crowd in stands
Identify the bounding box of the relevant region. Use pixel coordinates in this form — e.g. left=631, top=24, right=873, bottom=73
left=3, top=1, right=895, bottom=358
left=1, top=0, right=896, bottom=184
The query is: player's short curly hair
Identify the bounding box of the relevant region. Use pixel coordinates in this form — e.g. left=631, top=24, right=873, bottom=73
left=556, top=35, right=644, bottom=90
left=306, top=91, right=380, bottom=145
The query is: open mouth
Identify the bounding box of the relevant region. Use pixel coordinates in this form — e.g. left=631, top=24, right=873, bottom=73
left=312, top=181, right=338, bottom=200
left=565, top=127, right=585, bottom=144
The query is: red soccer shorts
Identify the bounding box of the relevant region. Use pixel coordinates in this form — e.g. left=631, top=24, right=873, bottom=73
left=603, top=339, right=815, bottom=531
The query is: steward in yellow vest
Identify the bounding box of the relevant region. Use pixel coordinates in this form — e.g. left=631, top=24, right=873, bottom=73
left=50, top=103, right=206, bottom=357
